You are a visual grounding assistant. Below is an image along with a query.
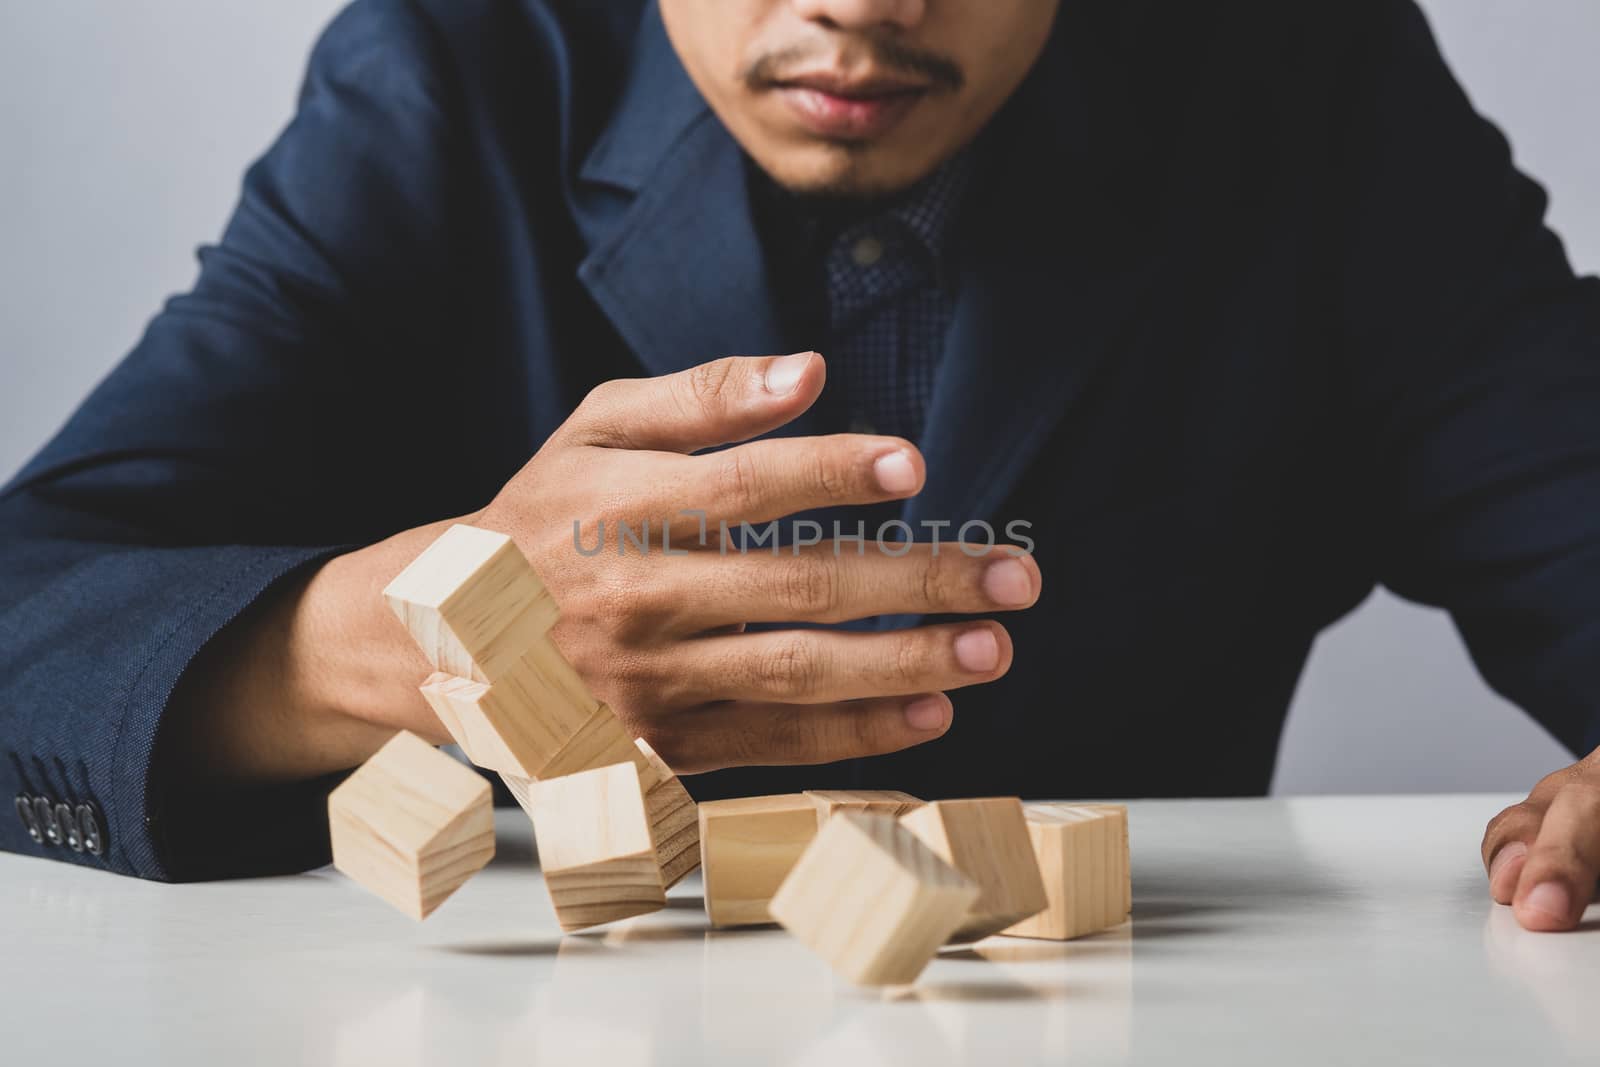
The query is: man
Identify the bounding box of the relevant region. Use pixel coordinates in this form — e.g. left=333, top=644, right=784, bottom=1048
left=1, top=0, right=1597, bottom=933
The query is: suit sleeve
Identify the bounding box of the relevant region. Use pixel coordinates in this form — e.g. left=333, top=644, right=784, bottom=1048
left=1340, top=0, right=1600, bottom=756
left=0, top=0, right=464, bottom=880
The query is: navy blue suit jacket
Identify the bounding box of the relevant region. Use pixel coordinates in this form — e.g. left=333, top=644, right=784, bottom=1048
left=4, top=0, right=1599, bottom=880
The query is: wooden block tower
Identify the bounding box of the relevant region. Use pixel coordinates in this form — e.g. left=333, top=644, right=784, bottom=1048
left=383, top=524, right=699, bottom=896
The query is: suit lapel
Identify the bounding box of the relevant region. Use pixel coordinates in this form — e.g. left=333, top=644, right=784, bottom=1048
left=573, top=3, right=789, bottom=379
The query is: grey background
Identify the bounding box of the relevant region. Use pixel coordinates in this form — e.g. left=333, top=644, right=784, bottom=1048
left=0, top=2, right=1592, bottom=793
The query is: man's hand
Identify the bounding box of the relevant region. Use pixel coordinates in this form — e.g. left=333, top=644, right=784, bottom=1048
left=469, top=351, right=1039, bottom=773
left=1483, top=748, right=1600, bottom=931
left=171, top=352, right=1039, bottom=783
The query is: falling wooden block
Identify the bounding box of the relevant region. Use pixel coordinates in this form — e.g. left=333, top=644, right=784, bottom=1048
left=417, top=637, right=598, bottom=777
left=527, top=761, right=666, bottom=931
left=328, top=731, right=494, bottom=920
left=900, top=797, right=1048, bottom=942
left=1003, top=803, right=1130, bottom=940
left=383, top=523, right=559, bottom=682
left=769, top=813, right=978, bottom=986
left=805, top=789, right=923, bottom=827
left=699, top=794, right=819, bottom=927
left=447, top=697, right=700, bottom=888
left=534, top=708, right=700, bottom=887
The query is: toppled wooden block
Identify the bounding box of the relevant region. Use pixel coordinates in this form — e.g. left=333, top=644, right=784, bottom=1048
left=417, top=636, right=597, bottom=777
left=328, top=731, right=494, bottom=920
left=699, top=794, right=820, bottom=927
left=527, top=762, right=666, bottom=932
left=635, top=737, right=700, bottom=889
left=383, top=523, right=558, bottom=682
left=770, top=813, right=978, bottom=986
left=900, top=797, right=1048, bottom=942
left=1003, top=803, right=1130, bottom=940
left=806, top=789, right=923, bottom=827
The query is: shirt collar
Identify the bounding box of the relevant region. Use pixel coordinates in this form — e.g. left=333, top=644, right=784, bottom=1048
left=751, top=149, right=975, bottom=285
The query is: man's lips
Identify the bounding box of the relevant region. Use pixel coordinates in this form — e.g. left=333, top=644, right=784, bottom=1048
left=769, top=71, right=929, bottom=140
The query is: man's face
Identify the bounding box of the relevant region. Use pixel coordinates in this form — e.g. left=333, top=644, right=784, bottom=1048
left=660, top=0, right=1060, bottom=198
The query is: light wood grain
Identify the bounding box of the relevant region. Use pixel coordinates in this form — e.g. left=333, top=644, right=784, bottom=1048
left=527, top=762, right=666, bottom=931
left=382, top=523, right=558, bottom=681
left=328, top=731, right=494, bottom=920
left=635, top=737, right=700, bottom=888
left=699, top=794, right=819, bottom=927
left=1002, top=803, right=1130, bottom=940
left=805, top=789, right=923, bottom=827
left=416, top=636, right=597, bottom=777
left=769, top=813, right=978, bottom=986
left=900, top=797, right=1048, bottom=942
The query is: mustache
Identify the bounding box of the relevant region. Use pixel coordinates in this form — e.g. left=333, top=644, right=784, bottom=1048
left=743, top=37, right=966, bottom=94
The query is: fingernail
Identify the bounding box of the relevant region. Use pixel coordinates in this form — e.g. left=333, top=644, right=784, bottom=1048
left=954, top=628, right=1001, bottom=673
left=1523, top=881, right=1572, bottom=924
left=904, top=696, right=949, bottom=731
left=1488, top=840, right=1527, bottom=890
left=764, top=352, right=812, bottom=395
left=874, top=450, right=918, bottom=493
left=983, top=559, right=1033, bottom=607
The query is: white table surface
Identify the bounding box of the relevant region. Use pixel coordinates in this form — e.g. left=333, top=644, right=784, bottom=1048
left=3, top=794, right=1596, bottom=1066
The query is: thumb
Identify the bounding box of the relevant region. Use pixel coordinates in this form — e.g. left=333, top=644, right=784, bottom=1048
left=562, top=352, right=823, bottom=453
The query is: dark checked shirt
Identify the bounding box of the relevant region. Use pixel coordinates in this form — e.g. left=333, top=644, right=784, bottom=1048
left=756, top=155, right=974, bottom=449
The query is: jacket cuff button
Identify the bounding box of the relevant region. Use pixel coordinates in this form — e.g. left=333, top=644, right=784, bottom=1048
left=76, top=804, right=104, bottom=857
left=32, top=796, right=61, bottom=846
left=14, top=794, right=43, bottom=844
left=55, top=803, right=83, bottom=852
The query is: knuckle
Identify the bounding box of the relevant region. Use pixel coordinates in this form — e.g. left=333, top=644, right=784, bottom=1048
left=779, top=552, right=837, bottom=617
left=812, top=448, right=852, bottom=502
left=766, top=710, right=811, bottom=760
left=849, top=704, right=891, bottom=754
left=687, top=358, right=738, bottom=413
left=891, top=634, right=928, bottom=689
left=575, top=381, right=629, bottom=446
left=920, top=548, right=952, bottom=609
left=715, top=449, right=764, bottom=514
left=753, top=635, right=824, bottom=697
left=1485, top=801, right=1536, bottom=839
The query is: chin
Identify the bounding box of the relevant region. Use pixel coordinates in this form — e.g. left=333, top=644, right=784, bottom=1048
left=756, top=140, right=940, bottom=201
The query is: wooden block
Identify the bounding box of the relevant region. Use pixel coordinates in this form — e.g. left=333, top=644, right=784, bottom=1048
left=490, top=703, right=699, bottom=888
left=699, top=794, right=819, bottom=927
left=769, top=813, right=978, bottom=986
left=537, top=702, right=644, bottom=778
left=900, top=797, right=1048, bottom=942
left=1002, top=803, right=1130, bottom=941
left=328, top=731, right=494, bottom=920
left=383, top=523, right=559, bottom=682
left=805, top=789, right=923, bottom=827
left=417, top=637, right=598, bottom=777
left=527, top=762, right=666, bottom=931
left=635, top=737, right=700, bottom=888
left=501, top=771, right=535, bottom=821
